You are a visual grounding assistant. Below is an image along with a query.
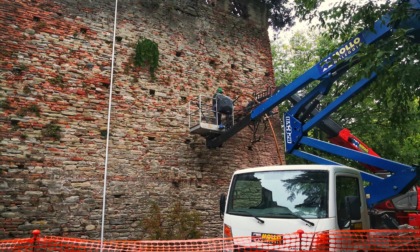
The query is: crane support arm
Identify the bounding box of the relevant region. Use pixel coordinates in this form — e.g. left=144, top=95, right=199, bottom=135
left=207, top=0, right=420, bottom=148
left=206, top=0, right=420, bottom=207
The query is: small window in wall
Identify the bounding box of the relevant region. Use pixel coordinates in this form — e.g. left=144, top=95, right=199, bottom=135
left=336, top=176, right=360, bottom=229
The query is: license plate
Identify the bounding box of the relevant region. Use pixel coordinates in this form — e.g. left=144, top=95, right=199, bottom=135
left=251, top=232, right=283, bottom=245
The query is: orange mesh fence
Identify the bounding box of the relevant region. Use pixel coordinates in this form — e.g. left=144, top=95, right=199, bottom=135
left=1, top=229, right=420, bottom=251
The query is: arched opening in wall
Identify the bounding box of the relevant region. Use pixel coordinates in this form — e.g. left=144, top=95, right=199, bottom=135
left=229, top=1, right=249, bottom=19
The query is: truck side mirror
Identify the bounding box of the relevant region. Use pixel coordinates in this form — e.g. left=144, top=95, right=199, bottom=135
left=345, top=196, right=361, bottom=220
left=219, top=193, right=226, bottom=220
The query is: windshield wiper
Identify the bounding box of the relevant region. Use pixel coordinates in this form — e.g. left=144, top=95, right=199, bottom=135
left=234, top=210, right=265, bottom=224
left=285, top=212, right=314, bottom=226
left=262, top=205, right=315, bottom=226
left=252, top=215, right=265, bottom=224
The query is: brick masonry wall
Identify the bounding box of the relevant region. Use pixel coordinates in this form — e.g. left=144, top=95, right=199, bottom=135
left=0, top=0, right=285, bottom=239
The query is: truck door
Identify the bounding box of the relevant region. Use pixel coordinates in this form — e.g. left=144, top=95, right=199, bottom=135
left=336, top=176, right=362, bottom=230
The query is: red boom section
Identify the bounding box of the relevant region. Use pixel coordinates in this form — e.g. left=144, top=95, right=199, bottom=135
left=329, top=128, right=382, bottom=173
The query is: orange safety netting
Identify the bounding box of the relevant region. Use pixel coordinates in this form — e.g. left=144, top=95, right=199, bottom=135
left=1, top=229, right=420, bottom=251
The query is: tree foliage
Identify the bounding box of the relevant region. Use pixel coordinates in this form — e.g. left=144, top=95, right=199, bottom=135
left=287, top=0, right=419, bottom=166
left=272, top=26, right=419, bottom=167
left=231, top=0, right=418, bottom=165
left=259, top=0, right=294, bottom=30
left=228, top=0, right=294, bottom=30
left=141, top=201, right=202, bottom=240
left=272, top=32, right=338, bottom=165
left=290, top=0, right=420, bottom=108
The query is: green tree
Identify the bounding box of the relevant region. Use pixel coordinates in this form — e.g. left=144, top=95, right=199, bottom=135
left=311, top=0, right=420, bottom=166
left=272, top=27, right=419, bottom=168
left=259, top=0, right=294, bottom=30
left=141, top=201, right=202, bottom=240
left=290, top=0, right=420, bottom=124
left=272, top=32, right=340, bottom=164
left=165, top=202, right=202, bottom=239
left=229, top=0, right=294, bottom=30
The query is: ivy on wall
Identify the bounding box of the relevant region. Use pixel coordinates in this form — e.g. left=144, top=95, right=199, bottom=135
left=41, top=122, right=61, bottom=140
left=134, top=38, right=159, bottom=79
left=141, top=201, right=202, bottom=240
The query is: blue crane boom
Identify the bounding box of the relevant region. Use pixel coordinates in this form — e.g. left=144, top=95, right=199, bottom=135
left=203, top=0, right=420, bottom=208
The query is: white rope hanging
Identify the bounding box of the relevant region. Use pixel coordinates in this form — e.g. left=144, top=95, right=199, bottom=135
left=100, top=0, right=118, bottom=250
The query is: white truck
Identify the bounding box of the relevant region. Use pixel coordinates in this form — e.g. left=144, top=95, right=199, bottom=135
left=220, top=164, right=370, bottom=251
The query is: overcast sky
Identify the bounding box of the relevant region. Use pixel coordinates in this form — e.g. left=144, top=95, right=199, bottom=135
left=269, top=0, right=335, bottom=44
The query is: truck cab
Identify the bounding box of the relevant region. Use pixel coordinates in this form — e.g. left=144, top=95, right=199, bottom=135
left=222, top=164, right=370, bottom=251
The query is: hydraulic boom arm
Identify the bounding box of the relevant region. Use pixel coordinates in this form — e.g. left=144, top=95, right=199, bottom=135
left=206, top=0, right=420, bottom=208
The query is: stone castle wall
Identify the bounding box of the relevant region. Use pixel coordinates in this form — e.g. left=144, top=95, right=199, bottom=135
left=0, top=0, right=285, bottom=239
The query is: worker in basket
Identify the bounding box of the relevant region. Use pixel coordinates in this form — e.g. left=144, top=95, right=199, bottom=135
left=213, top=87, right=233, bottom=129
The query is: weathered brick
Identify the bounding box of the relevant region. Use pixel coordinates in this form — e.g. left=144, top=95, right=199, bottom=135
left=0, top=0, right=285, bottom=240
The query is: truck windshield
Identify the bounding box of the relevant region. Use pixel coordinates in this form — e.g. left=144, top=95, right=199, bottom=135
left=227, top=170, right=328, bottom=219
